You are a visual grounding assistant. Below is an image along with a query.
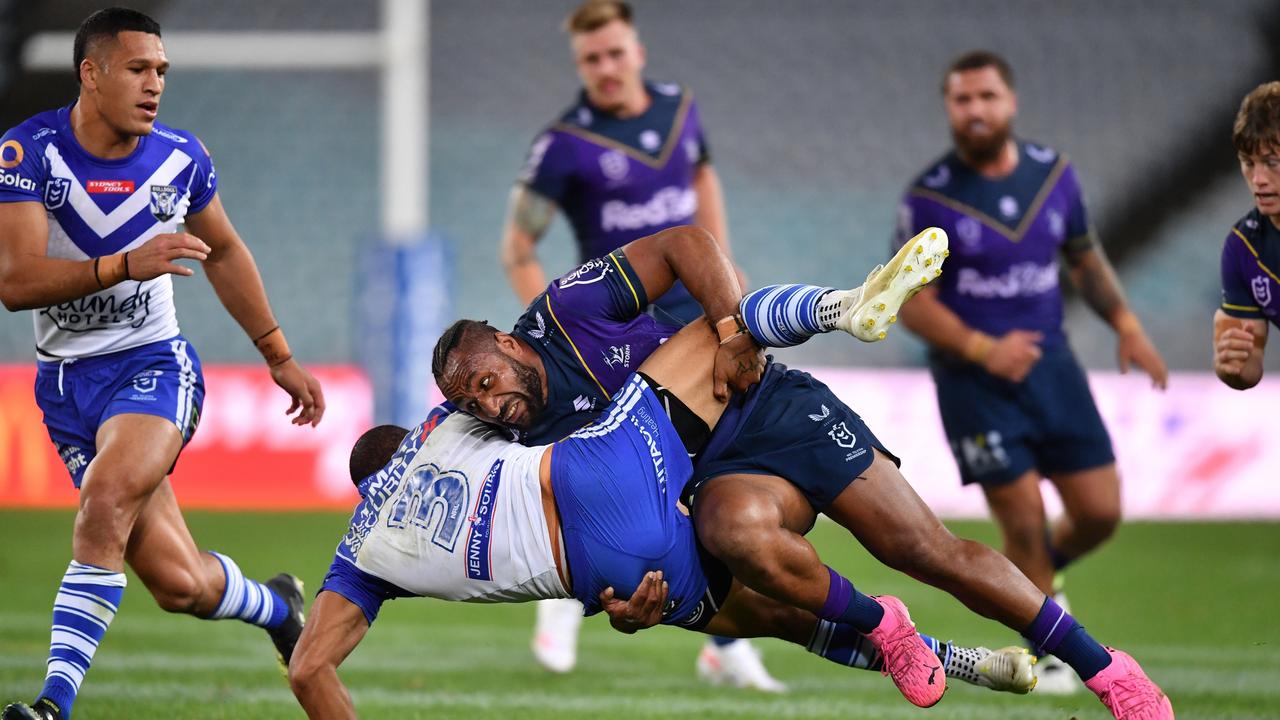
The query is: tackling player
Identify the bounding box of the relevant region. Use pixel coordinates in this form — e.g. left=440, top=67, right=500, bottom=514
left=499, top=0, right=755, bottom=682
left=1214, top=80, right=1279, bottom=388
left=894, top=50, right=1168, bottom=693
left=0, top=9, right=324, bottom=720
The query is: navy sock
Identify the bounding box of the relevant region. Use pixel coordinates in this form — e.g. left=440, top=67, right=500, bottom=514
left=1045, top=531, right=1074, bottom=571
left=710, top=635, right=735, bottom=647
left=1021, top=596, right=1111, bottom=681
left=818, top=566, right=884, bottom=633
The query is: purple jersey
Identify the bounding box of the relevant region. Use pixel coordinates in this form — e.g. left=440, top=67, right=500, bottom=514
left=1220, top=208, right=1280, bottom=327
left=512, top=250, right=677, bottom=444
left=518, top=81, right=711, bottom=321
left=895, top=141, right=1091, bottom=345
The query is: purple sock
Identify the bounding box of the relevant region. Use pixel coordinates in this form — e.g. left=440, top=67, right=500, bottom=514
left=1021, top=596, right=1111, bottom=681
left=819, top=566, right=884, bottom=633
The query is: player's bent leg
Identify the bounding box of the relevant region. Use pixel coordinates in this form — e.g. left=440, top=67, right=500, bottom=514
left=126, top=480, right=302, bottom=668
left=981, top=470, right=1055, bottom=594
left=1048, top=464, right=1122, bottom=565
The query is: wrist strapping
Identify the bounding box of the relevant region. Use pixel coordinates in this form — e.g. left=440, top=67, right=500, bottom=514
left=93, top=253, right=129, bottom=290
left=253, top=326, right=293, bottom=366
left=963, top=331, right=994, bottom=364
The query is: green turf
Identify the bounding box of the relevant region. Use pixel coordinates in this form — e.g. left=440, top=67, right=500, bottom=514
left=1, top=511, right=1276, bottom=719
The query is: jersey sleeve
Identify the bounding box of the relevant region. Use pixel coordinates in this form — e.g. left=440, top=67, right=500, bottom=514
left=1221, top=230, right=1264, bottom=319
left=687, top=96, right=712, bottom=165
left=1059, top=161, right=1092, bottom=248
left=319, top=555, right=413, bottom=626
left=186, top=136, right=218, bottom=214
left=0, top=128, right=48, bottom=203
left=542, top=248, right=650, bottom=322
left=516, top=131, right=573, bottom=205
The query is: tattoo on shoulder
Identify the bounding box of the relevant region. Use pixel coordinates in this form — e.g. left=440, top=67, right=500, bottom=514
left=513, top=188, right=556, bottom=237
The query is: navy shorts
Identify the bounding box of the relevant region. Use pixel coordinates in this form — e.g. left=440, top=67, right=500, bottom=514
left=552, top=374, right=726, bottom=630
left=929, top=342, right=1114, bottom=486
left=35, top=336, right=205, bottom=488
left=687, top=360, right=898, bottom=511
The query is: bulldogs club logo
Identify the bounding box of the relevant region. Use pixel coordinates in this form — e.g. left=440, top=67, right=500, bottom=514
left=150, top=184, right=179, bottom=221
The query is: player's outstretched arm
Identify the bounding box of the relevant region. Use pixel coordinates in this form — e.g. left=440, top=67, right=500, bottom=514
left=186, top=193, right=325, bottom=426
left=1064, top=242, right=1168, bottom=389
left=1213, top=309, right=1267, bottom=389
left=500, top=185, right=557, bottom=305
left=289, top=591, right=371, bottom=720
left=0, top=201, right=209, bottom=311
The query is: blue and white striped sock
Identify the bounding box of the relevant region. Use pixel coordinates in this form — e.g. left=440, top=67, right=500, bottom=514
left=39, top=560, right=127, bottom=718
left=738, top=284, right=840, bottom=348
left=807, top=621, right=953, bottom=674
left=207, top=552, right=288, bottom=629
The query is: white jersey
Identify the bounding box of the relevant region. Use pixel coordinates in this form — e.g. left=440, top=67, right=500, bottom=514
left=0, top=105, right=214, bottom=360
left=336, top=412, right=569, bottom=604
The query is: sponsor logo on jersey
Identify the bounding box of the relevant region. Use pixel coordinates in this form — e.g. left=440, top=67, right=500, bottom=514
left=44, top=178, right=70, bottom=209
left=0, top=170, right=37, bottom=193
left=953, top=431, right=1010, bottom=476
left=559, top=257, right=612, bottom=289
left=1245, top=218, right=1259, bottom=230
left=150, top=127, right=188, bottom=144
left=630, top=408, right=667, bottom=493
left=956, top=217, right=983, bottom=250
left=0, top=139, right=23, bottom=169
left=1047, top=209, right=1065, bottom=241
left=32, top=127, right=56, bottom=142
left=955, top=262, right=1059, bottom=299
left=150, top=184, right=179, bottom=221
left=999, top=195, right=1019, bottom=219
left=639, top=129, right=661, bottom=152
left=599, top=150, right=629, bottom=181
left=87, top=179, right=135, bottom=194
left=56, top=442, right=89, bottom=478
left=577, top=107, right=593, bottom=126
left=465, top=458, right=503, bottom=581
left=808, top=404, right=831, bottom=422
left=602, top=344, right=630, bottom=369
left=922, top=164, right=951, bottom=189
left=527, top=311, right=547, bottom=340
left=653, top=82, right=681, bottom=96
left=600, top=186, right=696, bottom=232
left=1252, top=276, right=1272, bottom=307
left=1025, top=143, right=1057, bottom=164
left=342, top=421, right=430, bottom=557
left=41, top=281, right=155, bottom=332
left=572, top=394, right=595, bottom=412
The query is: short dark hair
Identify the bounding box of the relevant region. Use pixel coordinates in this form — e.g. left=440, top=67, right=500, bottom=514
left=1233, top=81, right=1280, bottom=157
left=74, top=7, right=162, bottom=82
left=942, top=50, right=1014, bottom=94
left=349, top=424, right=410, bottom=486
left=431, top=319, right=500, bottom=381
left=564, top=0, right=633, bottom=34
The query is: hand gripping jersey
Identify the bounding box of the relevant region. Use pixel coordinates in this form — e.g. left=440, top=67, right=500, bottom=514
left=1220, top=208, right=1280, bottom=328
left=322, top=411, right=569, bottom=624
left=518, top=81, right=712, bottom=321
left=895, top=141, right=1092, bottom=346
left=0, top=104, right=216, bottom=360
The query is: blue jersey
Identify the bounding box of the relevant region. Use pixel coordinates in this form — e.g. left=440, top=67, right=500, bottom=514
left=0, top=103, right=217, bottom=360
left=513, top=250, right=678, bottom=444
left=518, top=81, right=711, bottom=321
left=895, top=141, right=1091, bottom=346
left=1219, top=208, right=1280, bottom=328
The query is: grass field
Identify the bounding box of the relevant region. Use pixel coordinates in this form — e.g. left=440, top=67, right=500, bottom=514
left=1, top=511, right=1276, bottom=719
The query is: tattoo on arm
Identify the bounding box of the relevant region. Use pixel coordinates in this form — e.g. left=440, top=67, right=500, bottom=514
left=511, top=186, right=557, bottom=239
left=1068, top=244, right=1126, bottom=321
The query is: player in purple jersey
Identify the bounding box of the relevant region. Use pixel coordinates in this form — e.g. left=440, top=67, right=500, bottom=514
left=0, top=10, right=323, bottom=720
left=437, top=226, right=1174, bottom=719
left=1214, top=81, right=1280, bottom=389
left=498, top=0, right=762, bottom=685
left=895, top=51, right=1168, bottom=695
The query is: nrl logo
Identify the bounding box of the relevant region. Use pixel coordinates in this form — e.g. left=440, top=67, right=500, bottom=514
left=828, top=421, right=858, bottom=449
left=44, top=177, right=70, bottom=210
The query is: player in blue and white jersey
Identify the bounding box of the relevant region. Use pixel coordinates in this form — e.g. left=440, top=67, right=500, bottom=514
left=0, top=9, right=323, bottom=720
left=1214, top=81, right=1280, bottom=389
left=288, top=313, right=1045, bottom=718
left=894, top=51, right=1168, bottom=696
left=498, top=0, right=755, bottom=681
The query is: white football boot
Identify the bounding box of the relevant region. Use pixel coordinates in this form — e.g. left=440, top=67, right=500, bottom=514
left=696, top=639, right=788, bottom=693
left=830, top=227, right=950, bottom=342
left=531, top=598, right=584, bottom=674
left=974, top=646, right=1039, bottom=694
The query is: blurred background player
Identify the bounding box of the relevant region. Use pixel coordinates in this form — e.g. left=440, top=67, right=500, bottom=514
left=496, top=0, right=773, bottom=689
left=0, top=9, right=323, bottom=720
left=894, top=50, right=1168, bottom=693
left=1214, top=80, right=1280, bottom=389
